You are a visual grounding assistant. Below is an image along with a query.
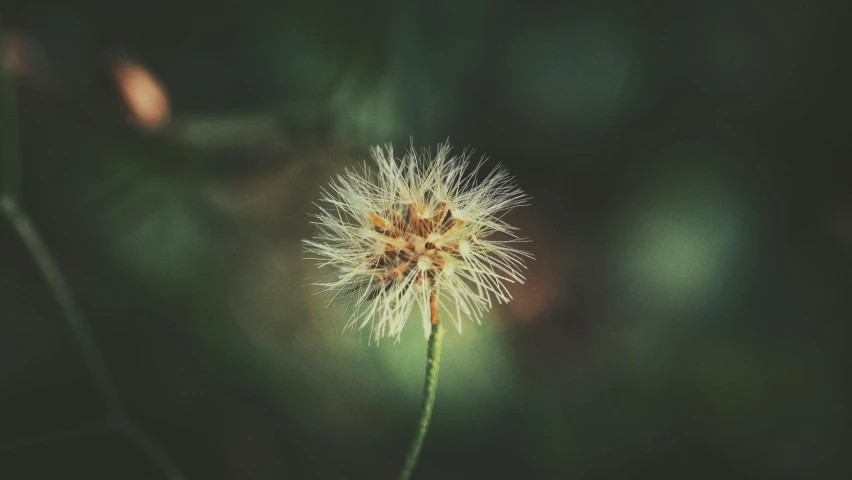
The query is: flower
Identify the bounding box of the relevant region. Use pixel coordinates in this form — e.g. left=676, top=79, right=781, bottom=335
left=303, top=142, right=532, bottom=341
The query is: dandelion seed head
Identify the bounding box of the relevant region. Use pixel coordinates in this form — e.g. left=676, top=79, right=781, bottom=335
left=303, top=141, right=533, bottom=342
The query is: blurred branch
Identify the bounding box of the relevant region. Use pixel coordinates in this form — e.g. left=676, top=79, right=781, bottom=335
left=0, top=197, right=125, bottom=413
left=0, top=199, right=188, bottom=479
left=0, top=28, right=187, bottom=480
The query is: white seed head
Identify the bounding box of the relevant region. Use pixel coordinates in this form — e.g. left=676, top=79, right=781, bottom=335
left=303, top=142, right=533, bottom=342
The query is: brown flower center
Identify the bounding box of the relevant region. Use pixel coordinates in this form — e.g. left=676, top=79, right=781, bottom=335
left=369, top=201, right=468, bottom=287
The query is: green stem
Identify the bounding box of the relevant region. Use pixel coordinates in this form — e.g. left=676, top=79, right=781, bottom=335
left=0, top=198, right=188, bottom=480
left=399, top=321, right=444, bottom=480
left=1, top=197, right=125, bottom=413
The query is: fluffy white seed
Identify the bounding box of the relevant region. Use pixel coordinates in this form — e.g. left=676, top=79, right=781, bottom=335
left=303, top=142, right=533, bottom=342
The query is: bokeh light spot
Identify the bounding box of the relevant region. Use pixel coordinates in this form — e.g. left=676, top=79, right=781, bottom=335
left=613, top=147, right=750, bottom=312
left=112, top=57, right=170, bottom=131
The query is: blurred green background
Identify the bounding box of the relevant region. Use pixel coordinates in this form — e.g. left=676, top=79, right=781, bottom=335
left=0, top=0, right=850, bottom=478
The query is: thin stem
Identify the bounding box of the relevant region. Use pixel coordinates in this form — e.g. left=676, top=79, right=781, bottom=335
left=399, top=293, right=444, bottom=480
left=1, top=198, right=125, bottom=414
left=0, top=199, right=187, bottom=479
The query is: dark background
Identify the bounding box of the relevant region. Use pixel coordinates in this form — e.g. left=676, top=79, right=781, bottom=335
left=1, top=0, right=850, bottom=478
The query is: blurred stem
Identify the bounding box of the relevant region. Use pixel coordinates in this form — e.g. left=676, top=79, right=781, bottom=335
left=0, top=198, right=125, bottom=413
left=0, top=26, right=22, bottom=200
left=0, top=199, right=189, bottom=480
left=399, top=296, right=444, bottom=480
left=0, top=32, right=187, bottom=479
